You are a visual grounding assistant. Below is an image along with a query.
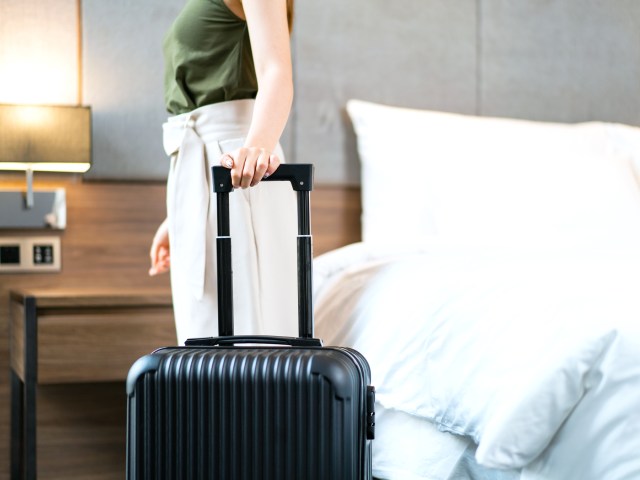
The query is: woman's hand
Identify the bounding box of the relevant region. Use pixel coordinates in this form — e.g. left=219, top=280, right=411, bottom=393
left=149, top=218, right=171, bottom=276
left=220, top=147, right=281, bottom=188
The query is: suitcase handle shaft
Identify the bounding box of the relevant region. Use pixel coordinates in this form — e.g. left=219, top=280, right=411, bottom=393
left=211, top=164, right=315, bottom=339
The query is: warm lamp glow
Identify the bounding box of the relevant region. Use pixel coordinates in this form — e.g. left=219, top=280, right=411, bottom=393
left=0, top=162, right=91, bottom=173
left=0, top=104, right=92, bottom=209
left=0, top=58, right=76, bottom=106
left=14, top=105, right=51, bottom=125
left=0, top=1, right=79, bottom=105
left=0, top=104, right=92, bottom=168
left=0, top=0, right=83, bottom=218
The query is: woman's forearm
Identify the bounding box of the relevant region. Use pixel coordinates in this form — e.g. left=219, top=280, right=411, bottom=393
left=244, top=66, right=293, bottom=152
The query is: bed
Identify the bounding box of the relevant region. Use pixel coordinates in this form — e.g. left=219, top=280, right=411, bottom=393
left=312, top=100, right=640, bottom=479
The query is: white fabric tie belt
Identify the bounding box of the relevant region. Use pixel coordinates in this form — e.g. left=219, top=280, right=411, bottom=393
left=162, top=100, right=254, bottom=301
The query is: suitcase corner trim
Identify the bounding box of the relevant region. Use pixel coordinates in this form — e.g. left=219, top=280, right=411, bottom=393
left=126, top=354, right=161, bottom=396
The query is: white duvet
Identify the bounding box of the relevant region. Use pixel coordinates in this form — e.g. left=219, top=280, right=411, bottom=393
left=313, top=242, right=640, bottom=480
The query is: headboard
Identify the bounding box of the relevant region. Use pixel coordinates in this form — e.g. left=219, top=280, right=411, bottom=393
left=288, top=0, right=640, bottom=185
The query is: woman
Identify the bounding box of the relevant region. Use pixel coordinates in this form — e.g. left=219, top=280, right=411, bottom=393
left=148, top=0, right=298, bottom=345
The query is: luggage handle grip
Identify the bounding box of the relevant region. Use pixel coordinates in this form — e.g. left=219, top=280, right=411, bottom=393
left=185, top=335, right=323, bottom=348
left=213, top=164, right=314, bottom=193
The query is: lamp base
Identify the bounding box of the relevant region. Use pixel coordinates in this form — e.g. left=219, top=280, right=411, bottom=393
left=0, top=189, right=66, bottom=229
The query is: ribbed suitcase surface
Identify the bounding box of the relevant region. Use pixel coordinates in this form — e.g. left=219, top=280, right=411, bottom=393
left=127, top=346, right=373, bottom=480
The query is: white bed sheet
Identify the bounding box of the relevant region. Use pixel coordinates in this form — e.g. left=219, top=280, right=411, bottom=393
left=313, top=242, right=640, bottom=479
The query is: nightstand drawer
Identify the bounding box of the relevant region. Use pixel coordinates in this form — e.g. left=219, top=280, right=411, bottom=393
left=9, top=290, right=176, bottom=385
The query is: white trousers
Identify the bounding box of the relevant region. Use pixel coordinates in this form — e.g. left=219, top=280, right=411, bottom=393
left=163, top=99, right=298, bottom=345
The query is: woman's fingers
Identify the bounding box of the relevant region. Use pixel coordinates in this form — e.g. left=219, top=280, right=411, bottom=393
left=149, top=245, right=159, bottom=275
left=220, top=153, right=234, bottom=169
left=241, top=147, right=268, bottom=188
left=265, top=153, right=281, bottom=178
left=149, top=244, right=170, bottom=275
left=251, top=150, right=270, bottom=186
left=222, top=147, right=275, bottom=188
left=149, top=219, right=170, bottom=276
left=220, top=151, right=243, bottom=188
left=149, top=246, right=167, bottom=276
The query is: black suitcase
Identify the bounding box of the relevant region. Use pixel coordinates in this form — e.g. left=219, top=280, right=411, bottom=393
left=126, top=164, right=375, bottom=480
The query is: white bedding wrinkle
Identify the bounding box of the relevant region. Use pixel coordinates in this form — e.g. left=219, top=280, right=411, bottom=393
left=313, top=243, right=640, bottom=479
left=372, top=406, right=470, bottom=480
left=476, top=329, right=618, bottom=468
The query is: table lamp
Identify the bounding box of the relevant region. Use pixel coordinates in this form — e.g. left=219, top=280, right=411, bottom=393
left=0, top=104, right=91, bottom=229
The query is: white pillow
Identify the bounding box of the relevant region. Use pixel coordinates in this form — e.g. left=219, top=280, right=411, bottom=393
left=346, top=99, right=640, bottom=247
left=604, top=122, right=640, bottom=184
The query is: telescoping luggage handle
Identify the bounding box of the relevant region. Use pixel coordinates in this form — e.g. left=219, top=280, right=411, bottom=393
left=186, top=163, right=320, bottom=348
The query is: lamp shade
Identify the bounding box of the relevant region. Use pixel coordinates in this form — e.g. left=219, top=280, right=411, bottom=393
left=0, top=104, right=91, bottom=173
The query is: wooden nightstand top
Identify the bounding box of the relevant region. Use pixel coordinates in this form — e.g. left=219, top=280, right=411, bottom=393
left=10, top=288, right=173, bottom=309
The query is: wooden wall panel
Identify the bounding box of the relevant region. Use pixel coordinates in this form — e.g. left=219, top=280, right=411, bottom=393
left=311, top=185, right=362, bottom=256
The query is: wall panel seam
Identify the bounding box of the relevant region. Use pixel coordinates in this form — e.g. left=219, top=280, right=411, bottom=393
left=476, top=0, right=483, bottom=116
left=77, top=0, right=83, bottom=105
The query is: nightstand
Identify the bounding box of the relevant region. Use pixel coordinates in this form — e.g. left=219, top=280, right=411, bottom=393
left=9, top=288, right=177, bottom=480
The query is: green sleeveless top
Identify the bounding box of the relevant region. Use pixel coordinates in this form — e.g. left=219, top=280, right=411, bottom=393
left=163, top=0, right=257, bottom=115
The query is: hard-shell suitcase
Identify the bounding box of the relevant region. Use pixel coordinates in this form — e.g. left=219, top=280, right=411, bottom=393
left=126, top=164, right=375, bottom=480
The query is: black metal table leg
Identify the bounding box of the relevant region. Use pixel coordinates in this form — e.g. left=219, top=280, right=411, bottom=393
left=24, top=296, right=38, bottom=480
left=10, top=369, right=23, bottom=480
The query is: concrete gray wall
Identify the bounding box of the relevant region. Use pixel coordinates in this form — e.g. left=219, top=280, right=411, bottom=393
left=82, top=0, right=183, bottom=180
left=82, top=0, right=640, bottom=183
